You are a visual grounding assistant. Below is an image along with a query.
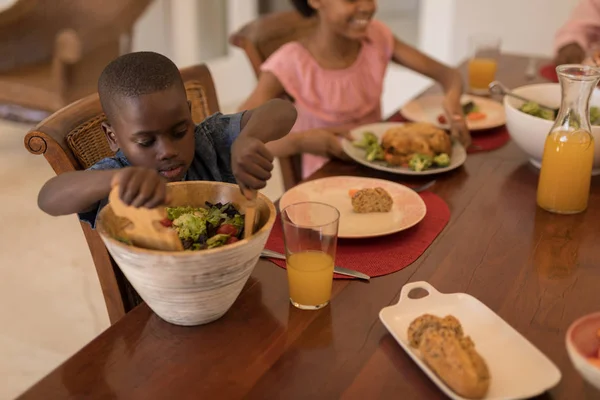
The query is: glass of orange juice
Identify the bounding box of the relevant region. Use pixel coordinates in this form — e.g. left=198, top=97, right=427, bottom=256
left=281, top=202, right=340, bottom=310
left=468, top=34, right=501, bottom=95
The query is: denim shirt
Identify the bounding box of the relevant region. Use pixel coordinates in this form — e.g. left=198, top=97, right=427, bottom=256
left=78, top=111, right=244, bottom=228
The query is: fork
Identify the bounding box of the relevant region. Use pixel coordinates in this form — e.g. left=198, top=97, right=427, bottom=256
left=409, top=180, right=436, bottom=193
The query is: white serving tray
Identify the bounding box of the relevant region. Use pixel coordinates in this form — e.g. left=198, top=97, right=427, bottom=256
left=379, top=281, right=562, bottom=400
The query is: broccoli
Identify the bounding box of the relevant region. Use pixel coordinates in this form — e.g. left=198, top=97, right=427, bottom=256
left=408, top=154, right=433, bottom=172
left=366, top=145, right=385, bottom=161
left=433, top=153, right=451, bottom=167
left=353, top=131, right=378, bottom=149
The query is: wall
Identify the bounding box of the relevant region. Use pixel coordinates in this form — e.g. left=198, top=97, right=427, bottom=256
left=130, top=0, right=584, bottom=111
left=420, top=0, right=581, bottom=65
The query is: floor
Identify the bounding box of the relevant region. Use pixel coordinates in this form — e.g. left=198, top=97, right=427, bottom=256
left=0, top=11, right=424, bottom=400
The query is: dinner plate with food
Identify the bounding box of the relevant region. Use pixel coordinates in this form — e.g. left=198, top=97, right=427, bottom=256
left=400, top=94, right=506, bottom=131
left=343, top=122, right=467, bottom=176
left=279, top=176, right=426, bottom=239
left=379, top=281, right=562, bottom=400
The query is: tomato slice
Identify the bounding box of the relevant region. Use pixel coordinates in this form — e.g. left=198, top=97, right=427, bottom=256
left=217, top=224, right=238, bottom=236
left=160, top=218, right=173, bottom=227
left=226, top=236, right=239, bottom=245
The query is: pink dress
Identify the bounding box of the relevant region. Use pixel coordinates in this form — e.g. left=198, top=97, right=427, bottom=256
left=261, top=20, right=395, bottom=178
left=555, top=0, right=600, bottom=53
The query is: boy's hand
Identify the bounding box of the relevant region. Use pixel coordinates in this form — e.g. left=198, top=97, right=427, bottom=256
left=442, top=96, right=472, bottom=149
left=111, top=167, right=168, bottom=208
left=231, top=135, right=274, bottom=193
left=298, top=128, right=354, bottom=160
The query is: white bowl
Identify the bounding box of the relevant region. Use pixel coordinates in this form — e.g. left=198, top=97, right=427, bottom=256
left=504, top=83, right=600, bottom=175
left=566, top=312, right=600, bottom=391
left=97, top=181, right=276, bottom=326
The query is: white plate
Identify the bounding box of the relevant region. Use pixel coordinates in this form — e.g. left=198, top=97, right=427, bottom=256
left=279, top=176, right=426, bottom=239
left=379, top=281, right=562, bottom=400
left=401, top=94, right=506, bottom=131
left=343, top=122, right=467, bottom=176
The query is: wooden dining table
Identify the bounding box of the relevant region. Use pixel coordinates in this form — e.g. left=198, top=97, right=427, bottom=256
left=18, top=54, right=600, bottom=400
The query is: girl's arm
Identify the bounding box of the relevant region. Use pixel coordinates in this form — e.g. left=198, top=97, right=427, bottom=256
left=390, top=38, right=471, bottom=147
left=238, top=71, right=286, bottom=111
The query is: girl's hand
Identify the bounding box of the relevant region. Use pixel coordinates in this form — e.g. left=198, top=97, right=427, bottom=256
left=442, top=96, right=472, bottom=149
left=298, top=128, right=354, bottom=160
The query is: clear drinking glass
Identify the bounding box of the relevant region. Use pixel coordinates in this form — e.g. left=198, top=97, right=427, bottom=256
left=537, top=65, right=600, bottom=214
left=468, top=34, right=501, bottom=95
left=281, top=202, right=340, bottom=310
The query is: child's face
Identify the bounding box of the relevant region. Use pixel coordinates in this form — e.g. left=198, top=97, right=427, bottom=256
left=310, top=0, right=376, bottom=40
left=103, top=85, right=196, bottom=182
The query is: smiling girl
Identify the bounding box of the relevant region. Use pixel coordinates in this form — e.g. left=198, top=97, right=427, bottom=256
left=241, top=0, right=471, bottom=178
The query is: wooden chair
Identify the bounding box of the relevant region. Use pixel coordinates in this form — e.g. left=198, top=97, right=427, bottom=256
left=0, top=0, right=152, bottom=114
left=230, top=11, right=317, bottom=191
left=24, top=64, right=221, bottom=325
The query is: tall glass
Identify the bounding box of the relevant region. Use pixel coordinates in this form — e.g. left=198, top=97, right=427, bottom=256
left=537, top=65, right=600, bottom=214
left=468, top=34, right=501, bottom=95
left=281, top=202, right=339, bottom=310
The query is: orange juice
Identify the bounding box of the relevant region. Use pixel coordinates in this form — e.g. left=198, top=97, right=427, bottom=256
left=537, top=130, right=594, bottom=214
left=287, top=251, right=334, bottom=308
left=468, top=58, right=498, bottom=91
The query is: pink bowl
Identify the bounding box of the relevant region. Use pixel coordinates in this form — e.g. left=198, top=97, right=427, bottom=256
left=566, top=312, right=600, bottom=391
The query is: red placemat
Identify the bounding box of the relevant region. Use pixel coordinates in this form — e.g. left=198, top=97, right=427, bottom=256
left=264, top=191, right=450, bottom=279
left=539, top=63, right=558, bottom=82
left=386, top=112, right=510, bottom=153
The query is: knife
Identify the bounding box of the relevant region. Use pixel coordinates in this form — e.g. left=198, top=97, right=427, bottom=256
left=260, top=249, right=371, bottom=281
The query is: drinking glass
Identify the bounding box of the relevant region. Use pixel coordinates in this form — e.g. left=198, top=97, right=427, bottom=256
left=468, top=34, right=501, bottom=95
left=281, top=202, right=340, bottom=310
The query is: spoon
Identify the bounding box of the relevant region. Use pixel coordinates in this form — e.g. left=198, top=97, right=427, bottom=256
left=243, top=188, right=258, bottom=240
left=108, top=185, right=183, bottom=251
left=488, top=81, right=559, bottom=118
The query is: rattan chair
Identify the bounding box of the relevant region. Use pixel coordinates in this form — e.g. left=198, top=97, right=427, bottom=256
left=24, top=64, right=221, bottom=324
left=230, top=11, right=317, bottom=191
left=0, top=0, right=152, bottom=114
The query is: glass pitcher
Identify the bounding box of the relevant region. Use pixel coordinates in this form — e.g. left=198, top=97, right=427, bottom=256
left=537, top=64, right=600, bottom=214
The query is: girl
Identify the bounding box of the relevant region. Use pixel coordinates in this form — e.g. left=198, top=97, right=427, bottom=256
left=241, top=0, right=471, bottom=178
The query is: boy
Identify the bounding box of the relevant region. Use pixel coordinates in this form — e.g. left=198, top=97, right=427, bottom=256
left=38, top=51, right=297, bottom=226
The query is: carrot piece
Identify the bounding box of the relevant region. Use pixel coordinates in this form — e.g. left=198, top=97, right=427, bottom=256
left=349, top=189, right=359, bottom=198
left=467, top=111, right=487, bottom=121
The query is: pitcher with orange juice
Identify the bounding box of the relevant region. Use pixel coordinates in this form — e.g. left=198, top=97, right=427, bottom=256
left=537, top=64, right=600, bottom=214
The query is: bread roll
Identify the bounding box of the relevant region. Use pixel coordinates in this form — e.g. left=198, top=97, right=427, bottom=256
left=407, top=314, right=490, bottom=399
left=350, top=188, right=393, bottom=213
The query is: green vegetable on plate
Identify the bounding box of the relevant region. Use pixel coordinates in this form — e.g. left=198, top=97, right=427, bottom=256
left=408, top=154, right=433, bottom=172
left=433, top=153, right=451, bottom=167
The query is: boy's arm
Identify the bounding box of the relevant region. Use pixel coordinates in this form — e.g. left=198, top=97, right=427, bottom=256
left=38, top=170, right=116, bottom=216
left=239, top=98, right=297, bottom=143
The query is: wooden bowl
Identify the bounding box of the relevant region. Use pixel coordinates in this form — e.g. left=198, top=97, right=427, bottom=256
left=96, top=181, right=277, bottom=326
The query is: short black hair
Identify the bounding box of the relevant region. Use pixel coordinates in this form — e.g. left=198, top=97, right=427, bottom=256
left=98, top=51, right=184, bottom=121
left=291, top=0, right=316, bottom=17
